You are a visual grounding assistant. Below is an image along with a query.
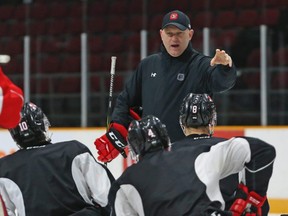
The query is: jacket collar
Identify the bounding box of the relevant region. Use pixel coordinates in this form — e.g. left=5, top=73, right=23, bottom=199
left=186, top=134, right=211, bottom=140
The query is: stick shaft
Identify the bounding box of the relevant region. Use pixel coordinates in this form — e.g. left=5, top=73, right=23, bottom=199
left=106, top=56, right=127, bottom=161
left=106, top=56, right=117, bottom=130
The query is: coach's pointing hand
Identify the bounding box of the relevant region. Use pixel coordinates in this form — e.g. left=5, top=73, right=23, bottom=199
left=210, top=49, right=232, bottom=67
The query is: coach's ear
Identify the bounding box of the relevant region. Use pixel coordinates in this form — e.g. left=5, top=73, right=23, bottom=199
left=189, top=29, right=194, bottom=40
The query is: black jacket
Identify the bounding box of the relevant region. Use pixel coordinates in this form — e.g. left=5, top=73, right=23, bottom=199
left=112, top=43, right=237, bottom=142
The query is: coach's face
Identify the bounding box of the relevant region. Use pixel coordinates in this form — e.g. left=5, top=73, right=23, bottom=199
left=160, top=25, right=193, bottom=57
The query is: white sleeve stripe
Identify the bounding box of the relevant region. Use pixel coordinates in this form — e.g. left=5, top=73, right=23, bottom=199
left=195, top=137, right=251, bottom=209
left=0, top=178, right=25, bottom=215
left=245, top=158, right=275, bottom=173
left=71, top=152, right=111, bottom=207
left=115, top=184, right=145, bottom=216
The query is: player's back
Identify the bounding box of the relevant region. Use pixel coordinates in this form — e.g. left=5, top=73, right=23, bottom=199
left=171, top=135, right=227, bottom=149
left=113, top=144, right=217, bottom=216
left=171, top=135, right=239, bottom=208
left=0, top=140, right=95, bottom=216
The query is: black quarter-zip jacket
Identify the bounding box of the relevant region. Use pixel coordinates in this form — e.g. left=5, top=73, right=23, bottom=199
left=112, top=43, right=237, bottom=142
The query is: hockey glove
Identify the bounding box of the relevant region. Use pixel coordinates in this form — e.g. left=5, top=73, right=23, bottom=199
left=229, top=183, right=266, bottom=216
left=94, top=123, right=128, bottom=163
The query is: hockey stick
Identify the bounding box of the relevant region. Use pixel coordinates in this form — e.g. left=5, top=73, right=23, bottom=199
left=103, top=56, right=117, bottom=166
left=106, top=56, right=127, bottom=161
left=106, top=56, right=117, bottom=129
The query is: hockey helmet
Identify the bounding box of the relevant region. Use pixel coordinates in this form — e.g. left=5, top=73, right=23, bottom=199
left=179, top=93, right=217, bottom=128
left=127, top=115, right=170, bottom=158
left=9, top=102, right=51, bottom=149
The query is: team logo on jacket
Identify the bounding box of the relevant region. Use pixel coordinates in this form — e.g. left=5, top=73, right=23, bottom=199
left=151, top=72, right=157, bottom=77
left=177, top=73, right=185, bottom=81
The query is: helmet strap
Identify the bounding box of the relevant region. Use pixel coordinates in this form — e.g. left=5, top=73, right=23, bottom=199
left=180, top=124, right=185, bottom=135
left=208, top=124, right=214, bottom=136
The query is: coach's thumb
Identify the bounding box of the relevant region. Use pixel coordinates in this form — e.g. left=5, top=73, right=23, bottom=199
left=210, top=49, right=221, bottom=66
left=210, top=57, right=216, bottom=66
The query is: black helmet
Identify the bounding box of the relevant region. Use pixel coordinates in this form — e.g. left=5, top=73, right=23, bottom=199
left=127, top=115, right=170, bottom=158
left=9, top=102, right=51, bottom=149
left=179, top=93, right=217, bottom=128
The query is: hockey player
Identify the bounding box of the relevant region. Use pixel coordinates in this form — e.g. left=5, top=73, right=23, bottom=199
left=108, top=114, right=275, bottom=215
left=0, top=102, right=114, bottom=216
left=0, top=67, right=23, bottom=216
left=0, top=67, right=23, bottom=129
left=175, top=92, right=275, bottom=215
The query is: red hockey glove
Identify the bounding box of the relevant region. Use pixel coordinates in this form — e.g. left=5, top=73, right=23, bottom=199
left=0, top=67, right=24, bottom=129
left=246, top=190, right=266, bottom=216
left=229, top=184, right=266, bottom=216
left=94, top=123, right=128, bottom=163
